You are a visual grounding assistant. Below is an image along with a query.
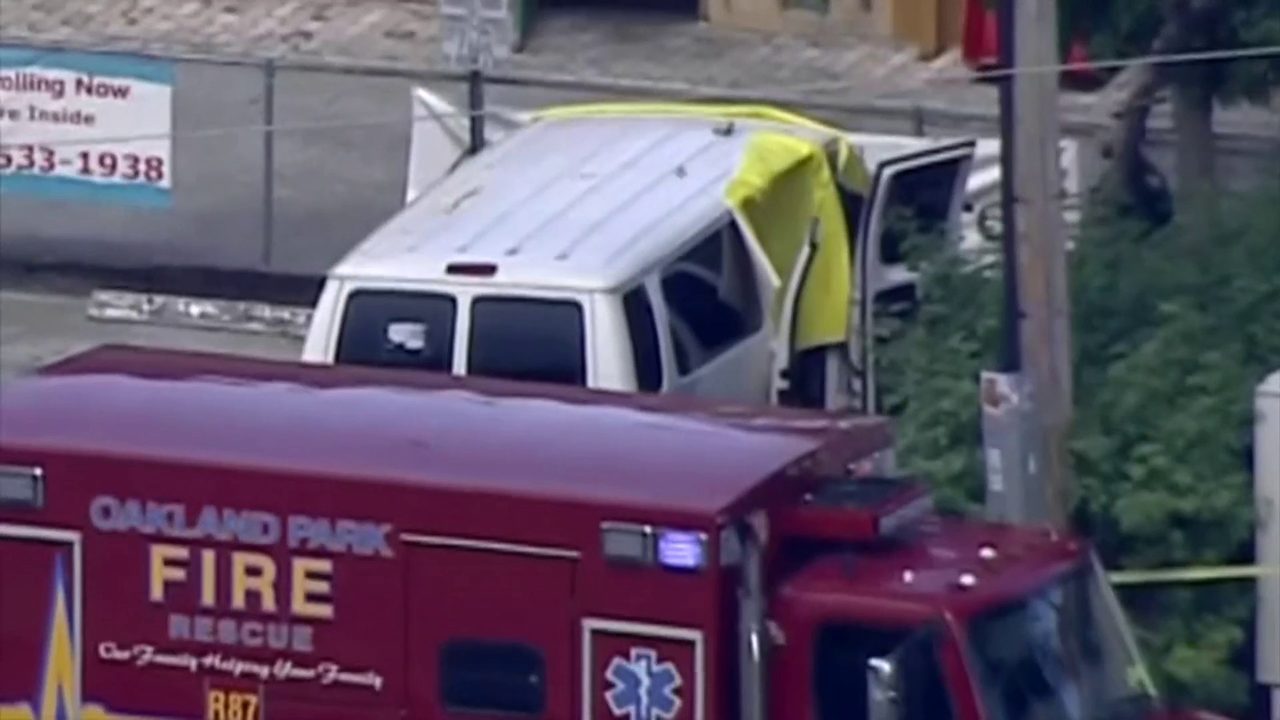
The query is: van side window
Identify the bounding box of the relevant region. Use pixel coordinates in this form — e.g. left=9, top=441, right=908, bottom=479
left=622, top=285, right=663, bottom=392
left=335, top=290, right=456, bottom=371
left=468, top=297, right=586, bottom=386
left=660, top=221, right=763, bottom=375
left=814, top=623, right=953, bottom=720
left=440, top=640, right=546, bottom=715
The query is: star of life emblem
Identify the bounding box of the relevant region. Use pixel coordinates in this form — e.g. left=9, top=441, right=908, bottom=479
left=604, top=647, right=683, bottom=720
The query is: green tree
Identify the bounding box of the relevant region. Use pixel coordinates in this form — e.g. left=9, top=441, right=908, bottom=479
left=877, top=176, right=1280, bottom=714
left=1061, top=0, right=1280, bottom=212
left=984, top=0, right=1280, bottom=216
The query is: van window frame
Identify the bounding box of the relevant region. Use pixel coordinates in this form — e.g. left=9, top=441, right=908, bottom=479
left=657, top=218, right=765, bottom=378
left=332, top=288, right=458, bottom=372
left=621, top=281, right=664, bottom=392
left=465, top=294, right=589, bottom=387
left=876, top=157, right=967, bottom=266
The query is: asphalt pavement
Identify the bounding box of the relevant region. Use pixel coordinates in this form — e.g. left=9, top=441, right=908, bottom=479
left=0, top=289, right=300, bottom=379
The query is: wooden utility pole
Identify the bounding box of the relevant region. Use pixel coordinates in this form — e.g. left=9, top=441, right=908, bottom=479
left=1012, top=0, right=1075, bottom=530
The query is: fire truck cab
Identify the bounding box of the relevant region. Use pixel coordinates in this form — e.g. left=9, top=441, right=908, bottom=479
left=0, top=346, right=1200, bottom=720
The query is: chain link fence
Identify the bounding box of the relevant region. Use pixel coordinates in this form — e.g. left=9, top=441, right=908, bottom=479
left=0, top=40, right=1275, bottom=281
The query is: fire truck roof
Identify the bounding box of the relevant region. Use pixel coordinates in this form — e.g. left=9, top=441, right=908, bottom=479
left=0, top=345, right=891, bottom=520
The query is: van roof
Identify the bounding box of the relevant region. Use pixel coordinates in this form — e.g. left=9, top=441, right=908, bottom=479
left=0, top=345, right=891, bottom=522
left=331, top=113, right=836, bottom=292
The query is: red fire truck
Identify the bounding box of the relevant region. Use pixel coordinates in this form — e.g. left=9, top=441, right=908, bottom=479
left=0, top=345, right=1224, bottom=720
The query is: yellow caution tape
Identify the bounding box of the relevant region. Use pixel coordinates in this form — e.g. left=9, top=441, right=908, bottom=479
left=1126, top=664, right=1156, bottom=696
left=1108, top=564, right=1279, bottom=587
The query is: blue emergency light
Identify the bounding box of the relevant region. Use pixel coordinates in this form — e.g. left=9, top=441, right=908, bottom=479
left=657, top=530, right=707, bottom=571
left=601, top=522, right=708, bottom=572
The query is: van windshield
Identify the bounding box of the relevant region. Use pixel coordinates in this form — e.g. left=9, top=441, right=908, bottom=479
left=335, top=290, right=456, bottom=371
left=467, top=297, right=586, bottom=386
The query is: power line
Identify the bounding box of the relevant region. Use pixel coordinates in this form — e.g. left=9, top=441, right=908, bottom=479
left=0, top=83, right=1268, bottom=152
left=0, top=108, right=511, bottom=150
left=0, top=37, right=1275, bottom=151
left=789, top=43, right=1280, bottom=94
left=4, top=29, right=1277, bottom=98
left=992, top=43, right=1280, bottom=77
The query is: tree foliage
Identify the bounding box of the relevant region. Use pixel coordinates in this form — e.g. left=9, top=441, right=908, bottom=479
left=877, top=174, right=1280, bottom=714
left=1064, top=0, right=1280, bottom=104
left=1066, top=0, right=1280, bottom=214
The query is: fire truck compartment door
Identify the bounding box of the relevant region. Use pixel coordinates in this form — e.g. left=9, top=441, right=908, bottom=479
left=406, top=541, right=577, bottom=719
left=582, top=618, right=705, bottom=720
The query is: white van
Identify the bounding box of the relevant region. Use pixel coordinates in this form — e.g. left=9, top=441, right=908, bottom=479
left=301, top=103, right=975, bottom=413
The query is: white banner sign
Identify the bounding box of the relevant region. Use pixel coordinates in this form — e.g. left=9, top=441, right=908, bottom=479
left=0, top=47, right=174, bottom=208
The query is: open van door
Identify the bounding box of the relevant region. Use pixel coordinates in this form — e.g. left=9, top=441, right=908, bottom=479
left=852, top=140, right=976, bottom=413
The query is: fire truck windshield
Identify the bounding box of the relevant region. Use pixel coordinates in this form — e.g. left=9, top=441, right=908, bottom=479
left=965, top=555, right=1158, bottom=720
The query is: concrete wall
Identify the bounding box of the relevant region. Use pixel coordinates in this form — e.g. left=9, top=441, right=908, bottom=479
left=705, top=0, right=892, bottom=40
left=703, top=0, right=961, bottom=55
left=0, top=56, right=412, bottom=277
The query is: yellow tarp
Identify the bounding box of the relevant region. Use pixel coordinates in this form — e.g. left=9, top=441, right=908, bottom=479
left=536, top=101, right=872, bottom=351
left=725, top=132, right=854, bottom=352
left=535, top=102, right=871, bottom=194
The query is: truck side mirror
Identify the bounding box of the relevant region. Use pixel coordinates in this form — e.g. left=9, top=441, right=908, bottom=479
left=866, top=656, right=900, bottom=720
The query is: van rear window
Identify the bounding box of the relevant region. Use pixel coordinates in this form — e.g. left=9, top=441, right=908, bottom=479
left=467, top=297, right=585, bottom=386
left=335, top=290, right=456, bottom=371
